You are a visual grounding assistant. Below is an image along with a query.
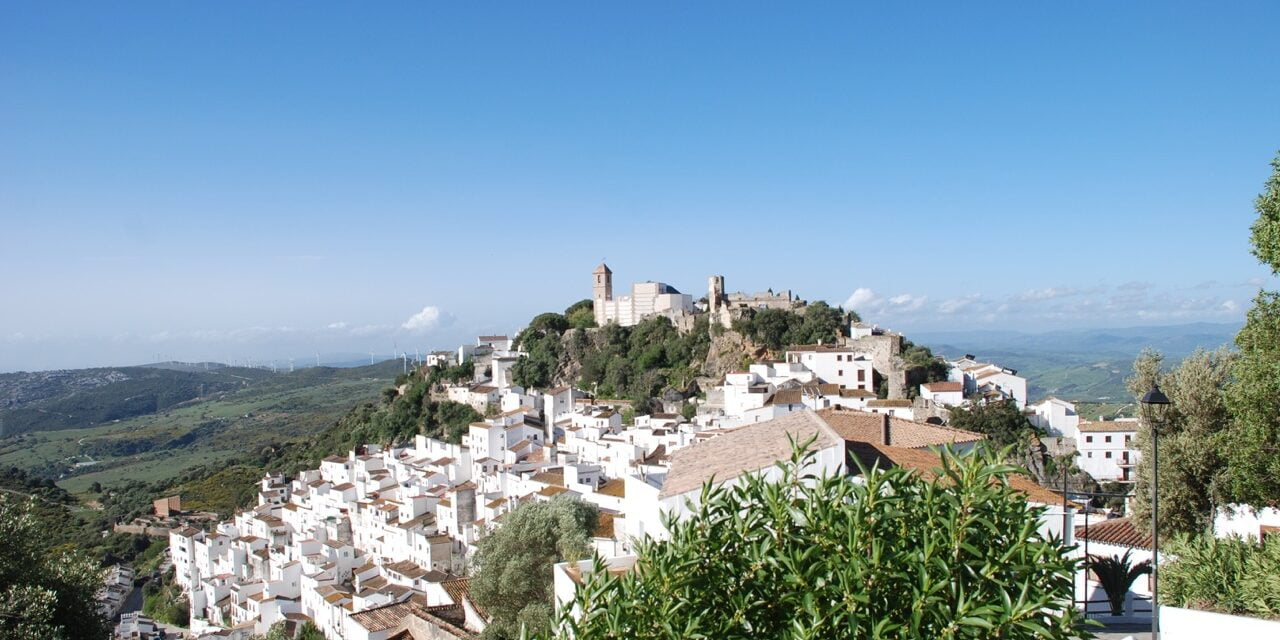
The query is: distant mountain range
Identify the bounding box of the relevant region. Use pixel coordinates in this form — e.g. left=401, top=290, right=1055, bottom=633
left=0, top=360, right=403, bottom=436
left=913, top=322, right=1242, bottom=402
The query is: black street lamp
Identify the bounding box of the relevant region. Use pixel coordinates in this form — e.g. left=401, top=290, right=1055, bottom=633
left=1140, top=384, right=1171, bottom=639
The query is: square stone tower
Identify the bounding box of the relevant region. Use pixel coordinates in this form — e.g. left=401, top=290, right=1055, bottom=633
left=593, top=262, right=613, bottom=325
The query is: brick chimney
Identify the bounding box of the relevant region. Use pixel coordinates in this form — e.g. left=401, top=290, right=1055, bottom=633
left=881, top=413, right=891, bottom=446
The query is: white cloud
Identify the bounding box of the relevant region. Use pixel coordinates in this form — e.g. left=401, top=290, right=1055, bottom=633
left=326, top=322, right=348, bottom=330
left=844, top=288, right=879, bottom=310
left=1011, top=287, right=1079, bottom=302
left=937, top=295, right=980, bottom=314
left=887, top=293, right=927, bottom=311
left=1221, top=300, right=1240, bottom=313
left=402, top=306, right=444, bottom=332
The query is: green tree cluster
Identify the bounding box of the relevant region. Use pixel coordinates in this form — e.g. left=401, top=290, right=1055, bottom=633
left=731, top=301, right=847, bottom=351
left=575, top=315, right=710, bottom=410
left=142, top=569, right=190, bottom=626
left=550, top=443, right=1088, bottom=639
left=900, top=339, right=951, bottom=395
left=1223, top=150, right=1280, bottom=507
left=0, top=495, right=110, bottom=640
left=472, top=497, right=598, bottom=639
left=564, top=299, right=596, bottom=330
left=947, top=399, right=1042, bottom=449
left=511, top=310, right=574, bottom=390
left=251, top=620, right=326, bottom=640
left=1125, top=347, right=1235, bottom=537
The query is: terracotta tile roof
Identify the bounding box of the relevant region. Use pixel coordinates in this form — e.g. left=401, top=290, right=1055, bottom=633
left=840, top=388, right=876, bottom=398
left=537, top=485, right=569, bottom=497
left=846, top=442, right=1072, bottom=507
left=922, top=381, right=964, bottom=392
left=384, top=560, right=430, bottom=579
left=348, top=596, right=432, bottom=631
left=642, top=445, right=668, bottom=465
left=1078, top=420, right=1141, bottom=433
left=866, top=399, right=913, bottom=408
left=816, top=409, right=985, bottom=449
left=530, top=470, right=565, bottom=487
left=1075, top=517, right=1152, bottom=550
left=596, top=478, right=626, bottom=498
left=659, top=410, right=844, bottom=499
left=441, top=577, right=486, bottom=618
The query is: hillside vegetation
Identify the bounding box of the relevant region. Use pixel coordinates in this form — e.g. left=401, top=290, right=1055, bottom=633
left=0, top=362, right=402, bottom=492
left=0, top=366, right=275, bottom=435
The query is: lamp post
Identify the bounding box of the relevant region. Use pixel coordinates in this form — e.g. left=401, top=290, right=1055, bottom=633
left=1140, top=384, right=1171, bottom=639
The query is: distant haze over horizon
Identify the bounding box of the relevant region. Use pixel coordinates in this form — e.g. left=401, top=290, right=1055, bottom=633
left=3, top=4, right=1278, bottom=372
left=0, top=320, right=1244, bottom=375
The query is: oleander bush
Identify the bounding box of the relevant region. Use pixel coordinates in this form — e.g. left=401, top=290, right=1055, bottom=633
left=549, top=441, right=1091, bottom=639
left=1161, top=533, right=1280, bottom=619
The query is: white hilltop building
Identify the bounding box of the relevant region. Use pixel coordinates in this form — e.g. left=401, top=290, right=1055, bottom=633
left=592, top=263, right=694, bottom=328
left=591, top=263, right=804, bottom=329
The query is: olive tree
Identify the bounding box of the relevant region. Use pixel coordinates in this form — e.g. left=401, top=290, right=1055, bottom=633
left=473, top=497, right=598, bottom=639
left=0, top=496, right=110, bottom=640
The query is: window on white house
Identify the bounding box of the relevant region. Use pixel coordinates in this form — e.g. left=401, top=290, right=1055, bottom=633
left=1105, top=451, right=1112, bottom=458
left=1086, top=436, right=1093, bottom=443
left=1105, top=435, right=1112, bottom=443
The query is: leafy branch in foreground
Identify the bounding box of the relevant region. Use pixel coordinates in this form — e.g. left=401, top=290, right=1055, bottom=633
left=549, top=441, right=1091, bottom=639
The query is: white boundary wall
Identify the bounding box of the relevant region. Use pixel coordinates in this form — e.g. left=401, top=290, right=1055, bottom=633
left=1160, top=606, right=1280, bottom=639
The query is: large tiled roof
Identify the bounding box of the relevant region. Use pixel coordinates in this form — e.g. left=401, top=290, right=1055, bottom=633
left=659, top=410, right=844, bottom=499
left=384, top=560, right=430, bottom=580
left=530, top=470, right=565, bottom=486
left=441, top=577, right=486, bottom=618
left=1078, top=420, right=1141, bottom=433
left=922, top=381, right=964, bottom=392
left=348, top=596, right=431, bottom=631
left=846, top=441, right=1071, bottom=507
left=1076, top=517, right=1153, bottom=550
left=816, top=409, right=985, bottom=449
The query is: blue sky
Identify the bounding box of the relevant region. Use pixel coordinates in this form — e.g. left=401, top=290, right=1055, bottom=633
left=2, top=2, right=1279, bottom=371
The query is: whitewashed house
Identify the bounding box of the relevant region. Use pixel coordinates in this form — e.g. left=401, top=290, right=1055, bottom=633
left=919, top=381, right=965, bottom=407
left=1030, top=397, right=1081, bottom=439
left=783, top=346, right=875, bottom=392
left=1076, top=420, right=1140, bottom=483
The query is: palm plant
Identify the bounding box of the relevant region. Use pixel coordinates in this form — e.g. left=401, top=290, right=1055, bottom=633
left=1089, top=550, right=1152, bottom=615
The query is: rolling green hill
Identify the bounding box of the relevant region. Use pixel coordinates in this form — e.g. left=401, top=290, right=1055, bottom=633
left=0, top=361, right=402, bottom=494
left=0, top=365, right=276, bottom=435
